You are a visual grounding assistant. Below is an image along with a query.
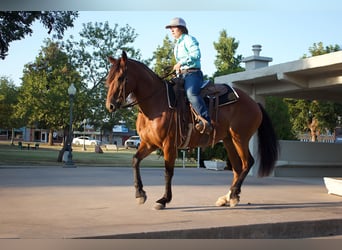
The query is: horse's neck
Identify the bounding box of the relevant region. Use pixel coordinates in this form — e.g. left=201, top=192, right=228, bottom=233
left=130, top=64, right=168, bottom=115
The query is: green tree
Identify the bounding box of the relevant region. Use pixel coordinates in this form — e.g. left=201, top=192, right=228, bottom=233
left=303, top=42, right=340, bottom=58
left=62, top=21, right=141, bottom=134
left=285, top=99, right=342, bottom=141
left=15, top=40, right=86, bottom=146
left=0, top=77, right=25, bottom=144
left=286, top=42, right=342, bottom=141
left=213, top=29, right=244, bottom=77
left=151, top=35, right=176, bottom=79
left=0, top=11, right=78, bottom=59
left=265, top=96, right=295, bottom=140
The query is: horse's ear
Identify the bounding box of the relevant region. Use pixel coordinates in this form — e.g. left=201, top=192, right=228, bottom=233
left=108, top=56, right=116, bottom=65
left=121, top=50, right=127, bottom=60
left=120, top=50, right=127, bottom=67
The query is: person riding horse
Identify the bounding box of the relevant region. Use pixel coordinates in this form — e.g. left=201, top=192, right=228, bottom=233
left=106, top=51, right=279, bottom=210
left=165, top=17, right=213, bottom=135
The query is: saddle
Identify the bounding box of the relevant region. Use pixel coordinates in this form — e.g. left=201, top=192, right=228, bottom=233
left=200, top=80, right=239, bottom=107
left=165, top=78, right=239, bottom=148
left=166, top=78, right=239, bottom=109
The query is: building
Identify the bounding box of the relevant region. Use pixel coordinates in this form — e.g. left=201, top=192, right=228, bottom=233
left=215, top=45, right=342, bottom=177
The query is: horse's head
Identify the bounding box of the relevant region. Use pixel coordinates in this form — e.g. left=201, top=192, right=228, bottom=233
left=106, top=51, right=128, bottom=112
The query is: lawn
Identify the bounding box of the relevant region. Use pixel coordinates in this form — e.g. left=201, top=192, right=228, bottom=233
left=0, top=141, right=197, bottom=168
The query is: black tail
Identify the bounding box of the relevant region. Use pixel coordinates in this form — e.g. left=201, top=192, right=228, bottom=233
left=257, top=103, right=279, bottom=177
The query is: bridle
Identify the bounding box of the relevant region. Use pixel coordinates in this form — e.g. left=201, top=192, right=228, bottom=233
left=116, top=66, right=136, bottom=109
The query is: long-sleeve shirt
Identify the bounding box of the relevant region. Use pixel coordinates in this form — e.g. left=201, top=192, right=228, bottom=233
left=174, top=34, right=201, bottom=70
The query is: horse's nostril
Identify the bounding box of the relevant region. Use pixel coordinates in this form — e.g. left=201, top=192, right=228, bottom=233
left=110, top=104, right=114, bottom=110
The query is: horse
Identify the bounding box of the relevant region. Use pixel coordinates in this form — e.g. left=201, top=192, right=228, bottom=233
left=105, top=51, right=279, bottom=210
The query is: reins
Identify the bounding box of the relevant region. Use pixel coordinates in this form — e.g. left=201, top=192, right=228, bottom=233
left=120, top=62, right=174, bottom=109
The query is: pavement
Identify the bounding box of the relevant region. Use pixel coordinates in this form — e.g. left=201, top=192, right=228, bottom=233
left=0, top=166, right=341, bottom=239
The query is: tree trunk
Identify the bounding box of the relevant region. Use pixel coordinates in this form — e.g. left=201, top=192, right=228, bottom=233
left=308, top=117, right=319, bottom=142
left=10, top=128, right=14, bottom=145
left=48, top=128, right=54, bottom=146
left=57, top=127, right=68, bottom=162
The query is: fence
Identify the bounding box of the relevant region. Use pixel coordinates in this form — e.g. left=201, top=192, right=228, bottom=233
left=297, top=134, right=335, bottom=143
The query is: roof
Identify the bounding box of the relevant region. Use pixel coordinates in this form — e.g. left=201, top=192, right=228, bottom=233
left=215, top=51, right=342, bottom=102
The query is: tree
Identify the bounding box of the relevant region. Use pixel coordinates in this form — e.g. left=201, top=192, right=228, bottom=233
left=0, top=11, right=78, bottom=59
left=213, top=29, right=244, bottom=77
left=0, top=77, right=17, bottom=128
left=265, top=96, right=295, bottom=140
left=151, top=35, right=176, bottom=79
left=285, top=99, right=342, bottom=141
left=62, top=21, right=142, bottom=134
left=303, top=42, right=340, bottom=58
left=0, top=77, right=25, bottom=144
left=15, top=40, right=86, bottom=146
left=286, top=42, right=342, bottom=141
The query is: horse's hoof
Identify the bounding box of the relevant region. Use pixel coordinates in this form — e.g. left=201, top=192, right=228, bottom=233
left=229, top=198, right=239, bottom=208
left=215, top=196, right=228, bottom=206
left=153, top=203, right=165, bottom=210
left=136, top=196, right=147, bottom=205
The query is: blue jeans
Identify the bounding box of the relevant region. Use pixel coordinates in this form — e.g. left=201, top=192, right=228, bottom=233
left=183, top=70, right=210, bottom=123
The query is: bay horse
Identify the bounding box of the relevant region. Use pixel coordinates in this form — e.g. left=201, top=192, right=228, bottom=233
left=106, top=51, right=279, bottom=210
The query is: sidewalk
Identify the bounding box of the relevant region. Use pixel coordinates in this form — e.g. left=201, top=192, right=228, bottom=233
left=0, top=166, right=341, bottom=239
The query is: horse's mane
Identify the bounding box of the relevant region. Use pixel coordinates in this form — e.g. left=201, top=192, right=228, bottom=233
left=128, top=59, right=163, bottom=82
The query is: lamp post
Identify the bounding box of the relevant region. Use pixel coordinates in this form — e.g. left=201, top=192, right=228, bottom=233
left=64, top=83, right=77, bottom=167
left=82, top=118, right=87, bottom=151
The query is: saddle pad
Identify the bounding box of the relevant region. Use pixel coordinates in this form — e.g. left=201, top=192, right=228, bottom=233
left=203, top=84, right=239, bottom=107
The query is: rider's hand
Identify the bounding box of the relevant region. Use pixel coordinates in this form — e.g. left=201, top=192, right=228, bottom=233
left=173, top=62, right=181, bottom=73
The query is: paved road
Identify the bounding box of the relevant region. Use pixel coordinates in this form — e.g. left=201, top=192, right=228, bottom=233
left=0, top=166, right=341, bottom=239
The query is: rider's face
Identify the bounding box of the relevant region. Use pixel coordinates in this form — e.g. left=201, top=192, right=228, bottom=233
left=169, top=26, right=182, bottom=39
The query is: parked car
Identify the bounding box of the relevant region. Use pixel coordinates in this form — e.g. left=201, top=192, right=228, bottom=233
left=124, top=136, right=140, bottom=149
left=72, top=136, right=101, bottom=146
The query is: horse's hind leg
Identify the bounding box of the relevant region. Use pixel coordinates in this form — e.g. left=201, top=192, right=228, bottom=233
left=215, top=135, right=254, bottom=208
left=229, top=130, right=255, bottom=207
left=133, top=143, right=157, bottom=205
left=228, top=151, right=254, bottom=207
left=215, top=136, right=241, bottom=207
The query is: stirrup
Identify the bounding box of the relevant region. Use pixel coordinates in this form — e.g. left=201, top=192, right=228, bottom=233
left=195, top=121, right=212, bottom=135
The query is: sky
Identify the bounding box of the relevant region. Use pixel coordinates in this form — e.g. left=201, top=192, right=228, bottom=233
left=1, top=1, right=342, bottom=86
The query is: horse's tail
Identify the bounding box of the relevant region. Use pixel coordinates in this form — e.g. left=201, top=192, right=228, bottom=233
left=256, top=103, right=279, bottom=177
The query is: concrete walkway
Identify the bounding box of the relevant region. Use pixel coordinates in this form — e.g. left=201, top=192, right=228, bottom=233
left=0, top=166, right=341, bottom=239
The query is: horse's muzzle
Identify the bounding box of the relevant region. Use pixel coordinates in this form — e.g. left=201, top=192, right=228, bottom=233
left=109, top=103, right=116, bottom=112
left=106, top=102, right=117, bottom=112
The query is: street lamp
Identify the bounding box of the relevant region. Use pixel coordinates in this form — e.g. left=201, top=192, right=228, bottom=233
left=64, top=83, right=77, bottom=167
left=82, top=118, right=87, bottom=151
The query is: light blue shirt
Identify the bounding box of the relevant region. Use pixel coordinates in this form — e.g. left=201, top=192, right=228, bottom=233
left=174, top=34, right=201, bottom=70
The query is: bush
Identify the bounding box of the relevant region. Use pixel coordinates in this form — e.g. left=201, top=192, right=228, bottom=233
left=201, top=142, right=227, bottom=161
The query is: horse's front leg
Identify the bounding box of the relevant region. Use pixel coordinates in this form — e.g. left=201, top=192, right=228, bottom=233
left=154, top=146, right=176, bottom=210
left=133, top=155, right=147, bottom=204
left=133, top=144, right=156, bottom=205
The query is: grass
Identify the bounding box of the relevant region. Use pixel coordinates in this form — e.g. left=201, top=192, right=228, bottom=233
left=0, top=141, right=197, bottom=168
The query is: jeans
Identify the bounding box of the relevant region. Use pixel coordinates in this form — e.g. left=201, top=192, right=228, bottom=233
left=183, top=70, right=210, bottom=123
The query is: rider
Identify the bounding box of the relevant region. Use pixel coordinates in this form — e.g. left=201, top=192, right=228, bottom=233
left=165, top=17, right=212, bottom=134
